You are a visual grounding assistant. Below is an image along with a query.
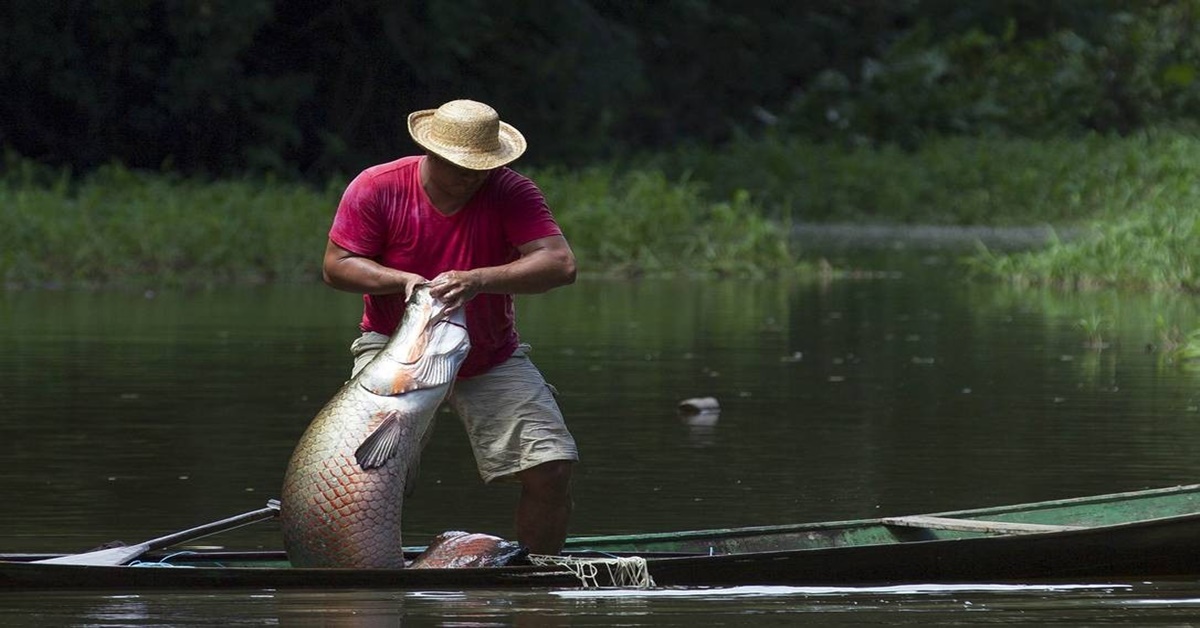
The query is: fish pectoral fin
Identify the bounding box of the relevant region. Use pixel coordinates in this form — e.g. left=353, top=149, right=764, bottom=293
left=388, top=345, right=464, bottom=394
left=354, top=414, right=407, bottom=470
left=356, top=349, right=463, bottom=396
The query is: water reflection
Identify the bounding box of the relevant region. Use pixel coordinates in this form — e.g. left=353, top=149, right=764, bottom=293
left=3, top=263, right=1200, bottom=549
left=3, top=256, right=1200, bottom=621
left=8, top=581, right=1200, bottom=626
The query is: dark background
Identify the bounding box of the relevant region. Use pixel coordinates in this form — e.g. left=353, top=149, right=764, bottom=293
left=3, top=1, right=1198, bottom=178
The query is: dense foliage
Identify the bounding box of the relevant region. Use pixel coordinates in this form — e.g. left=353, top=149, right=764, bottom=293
left=649, top=128, right=1200, bottom=225
left=0, top=155, right=800, bottom=288
left=6, top=1, right=1200, bottom=291
left=3, top=1, right=1200, bottom=178
left=8, top=128, right=1200, bottom=289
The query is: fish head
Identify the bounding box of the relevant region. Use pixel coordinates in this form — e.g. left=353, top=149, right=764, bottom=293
left=407, top=531, right=528, bottom=569
left=424, top=309, right=469, bottom=362
left=356, top=286, right=471, bottom=396
left=386, top=286, right=445, bottom=354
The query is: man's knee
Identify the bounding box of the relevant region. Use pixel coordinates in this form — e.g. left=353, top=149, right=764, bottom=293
left=518, top=460, right=573, bottom=496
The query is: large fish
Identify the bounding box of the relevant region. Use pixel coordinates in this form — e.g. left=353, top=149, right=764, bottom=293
left=407, top=531, right=528, bottom=569
left=280, top=284, right=469, bottom=568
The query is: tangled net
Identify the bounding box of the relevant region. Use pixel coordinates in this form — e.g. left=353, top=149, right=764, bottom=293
left=528, top=554, right=655, bottom=589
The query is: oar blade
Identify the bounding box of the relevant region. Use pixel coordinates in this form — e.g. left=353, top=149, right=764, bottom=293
left=33, top=543, right=151, bottom=566
left=33, top=500, right=281, bottom=567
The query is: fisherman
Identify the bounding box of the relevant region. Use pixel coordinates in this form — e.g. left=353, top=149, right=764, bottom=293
left=320, top=99, right=578, bottom=555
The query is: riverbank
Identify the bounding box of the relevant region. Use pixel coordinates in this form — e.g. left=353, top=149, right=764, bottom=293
left=651, top=128, right=1200, bottom=292
left=791, top=223, right=1077, bottom=252
left=3, top=130, right=1199, bottom=290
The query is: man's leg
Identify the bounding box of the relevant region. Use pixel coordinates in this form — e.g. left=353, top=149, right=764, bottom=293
left=449, top=345, right=579, bottom=554
left=349, top=331, right=391, bottom=378
left=515, top=459, right=574, bottom=555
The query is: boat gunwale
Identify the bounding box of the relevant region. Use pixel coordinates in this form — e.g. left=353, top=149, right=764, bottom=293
left=6, top=501, right=1200, bottom=570
left=564, top=483, right=1200, bottom=546
left=5, top=483, right=1200, bottom=589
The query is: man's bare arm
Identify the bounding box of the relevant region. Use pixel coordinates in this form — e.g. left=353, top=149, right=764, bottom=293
left=322, top=239, right=426, bottom=299
left=428, top=235, right=577, bottom=312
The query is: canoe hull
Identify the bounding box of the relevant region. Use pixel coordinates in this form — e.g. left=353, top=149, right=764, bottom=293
left=648, top=512, right=1200, bottom=586
left=0, top=560, right=586, bottom=590
left=6, top=484, right=1200, bottom=589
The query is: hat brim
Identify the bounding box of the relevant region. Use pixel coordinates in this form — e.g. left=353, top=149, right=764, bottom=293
left=407, top=109, right=527, bottom=171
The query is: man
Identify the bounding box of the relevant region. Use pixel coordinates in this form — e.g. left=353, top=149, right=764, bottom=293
left=321, top=99, right=578, bottom=555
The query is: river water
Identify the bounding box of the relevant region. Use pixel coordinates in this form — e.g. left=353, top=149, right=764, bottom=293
left=2, top=247, right=1200, bottom=625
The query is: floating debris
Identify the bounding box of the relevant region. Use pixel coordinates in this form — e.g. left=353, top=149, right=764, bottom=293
left=677, top=397, right=720, bottom=415
left=677, top=397, right=720, bottom=426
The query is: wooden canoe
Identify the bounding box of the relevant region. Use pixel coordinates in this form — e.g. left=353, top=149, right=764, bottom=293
left=4, top=483, right=1200, bottom=589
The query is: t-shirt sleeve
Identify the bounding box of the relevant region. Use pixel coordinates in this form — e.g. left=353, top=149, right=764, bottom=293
left=501, top=172, right=563, bottom=247
left=329, top=170, right=385, bottom=257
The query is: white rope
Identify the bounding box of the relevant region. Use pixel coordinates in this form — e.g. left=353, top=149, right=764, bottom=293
left=128, top=551, right=200, bottom=568
left=528, top=554, right=655, bottom=589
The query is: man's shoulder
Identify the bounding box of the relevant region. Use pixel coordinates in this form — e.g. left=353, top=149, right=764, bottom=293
left=490, top=166, right=535, bottom=187
left=357, top=156, right=421, bottom=185
left=485, top=167, right=542, bottom=200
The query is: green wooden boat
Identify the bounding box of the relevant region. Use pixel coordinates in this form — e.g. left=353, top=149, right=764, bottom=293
left=4, top=484, right=1200, bottom=590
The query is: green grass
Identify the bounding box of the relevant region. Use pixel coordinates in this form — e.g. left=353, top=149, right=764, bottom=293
left=967, top=196, right=1200, bottom=293
left=649, top=128, right=1200, bottom=226
left=0, top=158, right=801, bottom=288
left=532, top=166, right=801, bottom=278
left=650, top=127, right=1200, bottom=293
left=1, top=161, right=337, bottom=288
left=1156, top=315, right=1200, bottom=366
left=7, top=128, right=1200, bottom=290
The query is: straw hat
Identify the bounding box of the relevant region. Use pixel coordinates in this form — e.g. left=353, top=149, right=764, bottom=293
left=407, top=100, right=526, bottom=171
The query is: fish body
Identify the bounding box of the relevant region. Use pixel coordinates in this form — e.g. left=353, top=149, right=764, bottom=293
left=280, top=286, right=469, bottom=568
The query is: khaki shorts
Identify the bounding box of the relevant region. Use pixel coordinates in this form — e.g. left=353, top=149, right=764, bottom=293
left=351, top=332, right=579, bottom=483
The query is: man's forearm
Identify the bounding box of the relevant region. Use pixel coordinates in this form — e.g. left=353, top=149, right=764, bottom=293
left=324, top=254, right=419, bottom=296
left=472, top=246, right=577, bottom=295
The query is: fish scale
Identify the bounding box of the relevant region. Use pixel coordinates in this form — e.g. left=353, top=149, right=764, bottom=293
left=280, top=286, right=469, bottom=568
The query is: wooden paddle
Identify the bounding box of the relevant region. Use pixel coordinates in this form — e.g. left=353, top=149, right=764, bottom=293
left=34, top=499, right=281, bottom=566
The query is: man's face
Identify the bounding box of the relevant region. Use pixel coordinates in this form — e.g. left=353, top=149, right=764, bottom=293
left=427, top=153, right=492, bottom=197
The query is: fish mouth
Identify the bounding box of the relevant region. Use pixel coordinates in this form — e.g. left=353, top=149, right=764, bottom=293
left=412, top=280, right=462, bottom=328
left=436, top=317, right=466, bottom=331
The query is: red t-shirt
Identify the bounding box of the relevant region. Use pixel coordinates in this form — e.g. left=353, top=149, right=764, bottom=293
left=329, top=155, right=563, bottom=378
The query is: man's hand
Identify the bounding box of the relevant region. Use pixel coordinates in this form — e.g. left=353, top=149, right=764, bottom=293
left=428, top=270, right=482, bottom=313
left=323, top=239, right=427, bottom=298
left=424, top=236, right=576, bottom=312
